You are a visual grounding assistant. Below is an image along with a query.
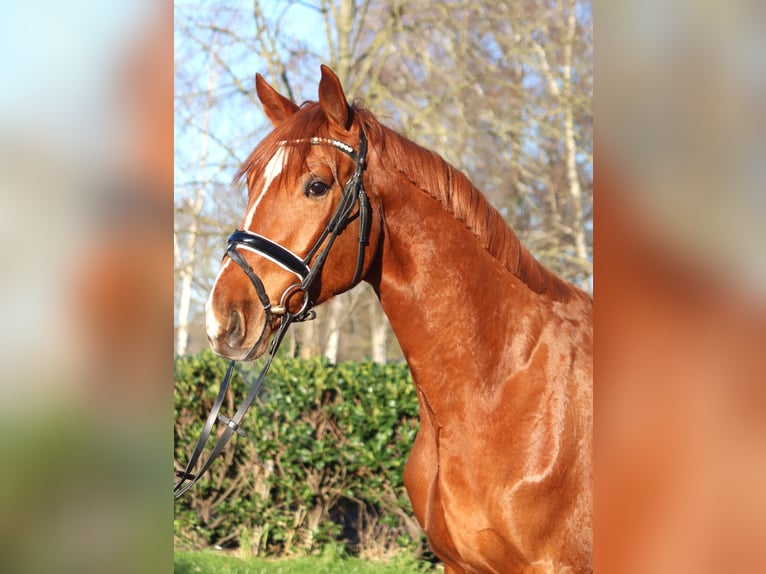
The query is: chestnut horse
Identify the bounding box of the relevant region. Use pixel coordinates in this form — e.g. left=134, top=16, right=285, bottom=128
left=206, top=66, right=592, bottom=573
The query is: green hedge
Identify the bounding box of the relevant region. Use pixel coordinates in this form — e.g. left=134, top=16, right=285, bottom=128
left=174, top=350, right=426, bottom=559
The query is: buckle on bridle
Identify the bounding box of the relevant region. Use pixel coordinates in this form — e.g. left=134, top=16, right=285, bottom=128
left=270, top=283, right=314, bottom=321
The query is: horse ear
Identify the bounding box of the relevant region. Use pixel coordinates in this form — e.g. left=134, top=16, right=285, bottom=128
left=255, top=73, right=299, bottom=127
left=318, top=65, right=351, bottom=131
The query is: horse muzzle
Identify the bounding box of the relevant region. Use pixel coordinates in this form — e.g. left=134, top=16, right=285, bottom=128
left=205, top=294, right=274, bottom=361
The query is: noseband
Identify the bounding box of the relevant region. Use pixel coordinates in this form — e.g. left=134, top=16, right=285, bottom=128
left=174, top=131, right=370, bottom=498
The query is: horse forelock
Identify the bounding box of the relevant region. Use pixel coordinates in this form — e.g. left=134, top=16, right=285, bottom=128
left=354, top=108, right=581, bottom=300
left=233, top=103, right=335, bottom=196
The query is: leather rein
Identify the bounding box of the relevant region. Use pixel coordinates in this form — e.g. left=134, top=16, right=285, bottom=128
left=174, top=131, right=370, bottom=498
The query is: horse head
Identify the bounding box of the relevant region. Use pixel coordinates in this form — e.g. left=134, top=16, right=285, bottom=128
left=205, top=66, right=381, bottom=360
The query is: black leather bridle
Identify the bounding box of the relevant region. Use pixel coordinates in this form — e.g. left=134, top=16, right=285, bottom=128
left=226, top=131, right=370, bottom=325
left=174, top=131, right=370, bottom=498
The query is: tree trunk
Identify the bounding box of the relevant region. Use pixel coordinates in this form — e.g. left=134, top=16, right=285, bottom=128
left=298, top=321, right=320, bottom=359
left=370, top=301, right=387, bottom=364
left=562, top=0, right=590, bottom=290
left=323, top=298, right=343, bottom=363
left=175, top=61, right=216, bottom=355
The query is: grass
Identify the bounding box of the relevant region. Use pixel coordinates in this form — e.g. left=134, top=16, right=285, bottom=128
left=174, top=549, right=439, bottom=574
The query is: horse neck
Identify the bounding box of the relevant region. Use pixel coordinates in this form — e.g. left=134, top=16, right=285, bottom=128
left=366, top=128, right=587, bottom=410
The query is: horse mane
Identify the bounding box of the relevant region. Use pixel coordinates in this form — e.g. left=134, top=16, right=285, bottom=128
left=234, top=101, right=583, bottom=300
left=354, top=106, right=581, bottom=300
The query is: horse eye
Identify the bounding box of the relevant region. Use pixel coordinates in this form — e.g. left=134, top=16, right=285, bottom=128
left=306, top=180, right=330, bottom=197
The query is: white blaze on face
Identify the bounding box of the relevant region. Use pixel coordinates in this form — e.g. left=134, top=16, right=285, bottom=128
left=241, top=146, right=287, bottom=231
left=206, top=146, right=287, bottom=342
left=205, top=259, right=231, bottom=340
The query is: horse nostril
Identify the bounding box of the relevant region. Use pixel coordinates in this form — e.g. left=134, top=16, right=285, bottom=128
left=226, top=308, right=246, bottom=348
